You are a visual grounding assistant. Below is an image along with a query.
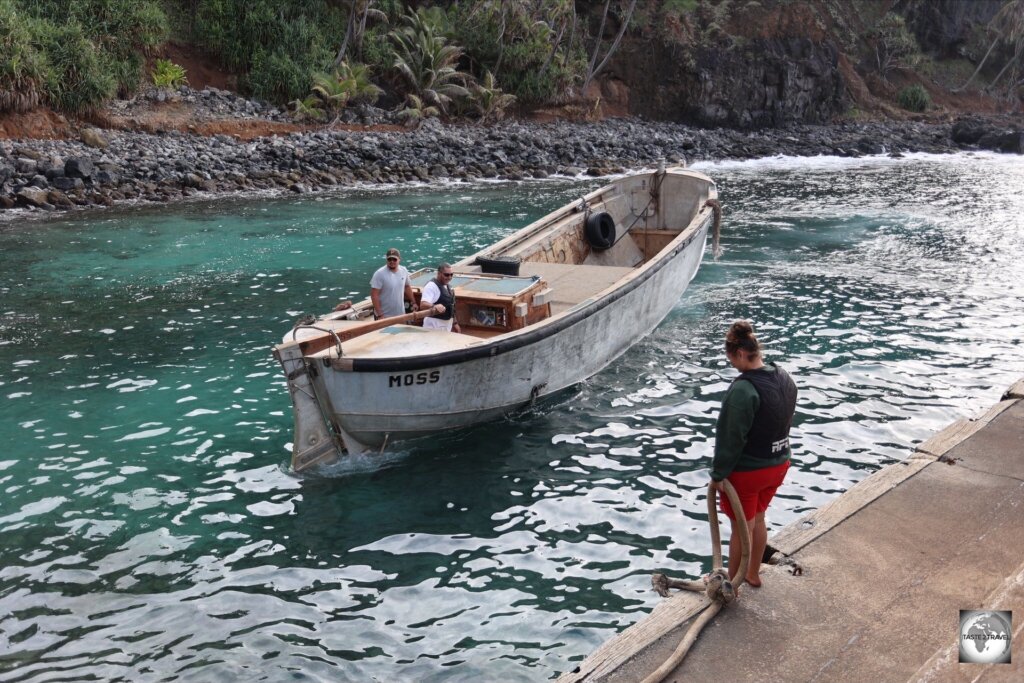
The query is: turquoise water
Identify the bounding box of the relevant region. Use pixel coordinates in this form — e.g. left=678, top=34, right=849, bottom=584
left=1, top=153, right=1023, bottom=681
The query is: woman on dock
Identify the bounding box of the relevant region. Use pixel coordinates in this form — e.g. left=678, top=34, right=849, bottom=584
left=710, top=320, right=797, bottom=587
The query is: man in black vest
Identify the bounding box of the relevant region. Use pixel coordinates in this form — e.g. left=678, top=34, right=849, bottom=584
left=710, top=320, right=797, bottom=588
left=419, top=262, right=461, bottom=332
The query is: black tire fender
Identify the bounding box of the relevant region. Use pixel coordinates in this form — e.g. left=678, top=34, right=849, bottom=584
left=584, top=211, right=616, bottom=250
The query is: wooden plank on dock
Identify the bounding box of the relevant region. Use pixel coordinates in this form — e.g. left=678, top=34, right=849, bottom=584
left=556, top=591, right=710, bottom=683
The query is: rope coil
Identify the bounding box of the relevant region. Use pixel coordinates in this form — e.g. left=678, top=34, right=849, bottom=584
left=643, top=480, right=750, bottom=683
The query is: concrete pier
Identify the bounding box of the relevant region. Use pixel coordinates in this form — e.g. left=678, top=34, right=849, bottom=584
left=561, top=378, right=1024, bottom=683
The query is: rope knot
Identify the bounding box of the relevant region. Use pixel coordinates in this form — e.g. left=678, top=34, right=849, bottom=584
left=703, top=568, right=736, bottom=603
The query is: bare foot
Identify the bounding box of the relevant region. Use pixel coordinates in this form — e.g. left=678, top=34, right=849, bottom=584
left=744, top=576, right=762, bottom=587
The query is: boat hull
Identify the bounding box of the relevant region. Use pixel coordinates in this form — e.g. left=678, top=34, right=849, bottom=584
left=274, top=168, right=718, bottom=468
left=323, top=220, right=710, bottom=449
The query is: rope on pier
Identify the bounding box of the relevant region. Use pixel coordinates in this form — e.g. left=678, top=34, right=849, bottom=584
left=643, top=480, right=750, bottom=683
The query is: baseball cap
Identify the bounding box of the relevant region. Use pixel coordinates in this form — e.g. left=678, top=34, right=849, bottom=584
left=385, top=248, right=401, bottom=258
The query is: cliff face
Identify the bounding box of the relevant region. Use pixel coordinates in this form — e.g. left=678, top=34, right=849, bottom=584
left=618, top=36, right=844, bottom=128
left=896, top=0, right=1001, bottom=57
left=597, top=0, right=1013, bottom=129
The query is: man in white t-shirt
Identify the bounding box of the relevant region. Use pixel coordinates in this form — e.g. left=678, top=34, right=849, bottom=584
left=419, top=262, right=461, bottom=332
left=369, top=248, right=415, bottom=319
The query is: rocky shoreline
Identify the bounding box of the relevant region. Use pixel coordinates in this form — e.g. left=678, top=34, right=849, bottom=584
left=2, top=88, right=1022, bottom=215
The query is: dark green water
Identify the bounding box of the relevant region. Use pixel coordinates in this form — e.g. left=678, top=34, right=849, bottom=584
left=2, top=153, right=1022, bottom=681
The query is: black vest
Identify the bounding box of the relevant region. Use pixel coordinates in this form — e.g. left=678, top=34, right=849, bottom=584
left=735, top=364, right=797, bottom=459
left=432, top=278, right=455, bottom=320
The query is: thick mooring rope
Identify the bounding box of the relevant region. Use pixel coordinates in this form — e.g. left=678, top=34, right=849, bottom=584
left=643, top=480, right=750, bottom=683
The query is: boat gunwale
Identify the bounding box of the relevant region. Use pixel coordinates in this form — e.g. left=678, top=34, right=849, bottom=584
left=341, top=200, right=715, bottom=372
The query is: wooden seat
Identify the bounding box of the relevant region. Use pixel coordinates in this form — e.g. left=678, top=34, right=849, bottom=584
left=519, top=262, right=634, bottom=315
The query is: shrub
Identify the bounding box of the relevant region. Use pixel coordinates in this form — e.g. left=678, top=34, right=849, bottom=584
left=152, top=58, right=187, bottom=89
left=897, top=84, right=930, bottom=112
left=390, top=7, right=468, bottom=115
left=191, top=0, right=343, bottom=103
left=244, top=49, right=312, bottom=104
left=37, top=20, right=117, bottom=114
left=291, top=95, right=325, bottom=122
left=0, top=0, right=48, bottom=112
left=468, top=70, right=516, bottom=123
left=870, top=13, right=921, bottom=81
left=448, top=1, right=585, bottom=106
left=30, top=0, right=168, bottom=97
left=396, top=93, right=439, bottom=128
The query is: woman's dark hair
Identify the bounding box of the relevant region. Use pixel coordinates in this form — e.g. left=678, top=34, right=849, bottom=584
left=724, top=320, right=761, bottom=358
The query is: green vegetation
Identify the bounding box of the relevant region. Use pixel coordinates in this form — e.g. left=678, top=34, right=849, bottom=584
left=666, top=0, right=699, bottom=15
left=897, top=84, right=930, bottom=112
left=448, top=1, right=586, bottom=106
left=0, top=1, right=46, bottom=112
left=390, top=7, right=468, bottom=115
left=0, top=0, right=1016, bottom=121
left=468, top=70, right=516, bottom=123
left=297, top=61, right=383, bottom=123
left=396, top=93, right=439, bottom=127
left=188, top=1, right=345, bottom=103
left=869, top=13, right=920, bottom=81
left=0, top=0, right=167, bottom=114
left=152, top=59, right=187, bottom=89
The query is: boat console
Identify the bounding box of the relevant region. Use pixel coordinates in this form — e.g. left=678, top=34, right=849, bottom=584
left=409, top=270, right=551, bottom=337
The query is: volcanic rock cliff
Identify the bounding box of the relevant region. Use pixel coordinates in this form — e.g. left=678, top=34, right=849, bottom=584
left=587, top=0, right=1012, bottom=128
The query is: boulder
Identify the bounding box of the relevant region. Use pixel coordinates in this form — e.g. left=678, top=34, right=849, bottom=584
left=15, top=158, right=38, bottom=174
left=951, top=118, right=988, bottom=144
left=80, top=127, right=109, bottom=149
left=52, top=177, right=84, bottom=191
left=977, top=129, right=1024, bottom=154
left=15, top=186, right=49, bottom=207
left=65, top=157, right=95, bottom=179
left=47, top=189, right=74, bottom=207
left=94, top=169, right=119, bottom=186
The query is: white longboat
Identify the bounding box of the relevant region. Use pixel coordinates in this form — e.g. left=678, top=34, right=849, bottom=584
left=274, top=167, right=719, bottom=471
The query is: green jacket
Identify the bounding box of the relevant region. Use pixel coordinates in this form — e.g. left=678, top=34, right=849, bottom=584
left=711, top=364, right=792, bottom=481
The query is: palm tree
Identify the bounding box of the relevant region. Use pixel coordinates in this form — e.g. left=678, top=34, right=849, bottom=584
left=305, top=62, right=382, bottom=124
left=310, top=70, right=352, bottom=118
left=338, top=61, right=383, bottom=105
left=397, top=93, right=440, bottom=128
left=390, top=7, right=469, bottom=115
left=470, top=70, right=516, bottom=123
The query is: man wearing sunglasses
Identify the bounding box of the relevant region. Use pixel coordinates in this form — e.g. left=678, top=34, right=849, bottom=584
left=419, top=262, right=461, bottom=332
left=370, top=248, right=416, bottom=319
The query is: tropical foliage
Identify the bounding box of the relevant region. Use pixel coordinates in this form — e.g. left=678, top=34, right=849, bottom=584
left=1, top=0, right=1020, bottom=119
left=468, top=70, right=516, bottom=123
left=0, top=0, right=167, bottom=113
left=870, top=13, right=920, bottom=81
left=448, top=0, right=586, bottom=105
left=389, top=7, right=469, bottom=115
left=396, top=93, right=439, bottom=127
left=295, top=61, right=383, bottom=122
left=152, top=59, right=187, bottom=89
left=0, top=0, right=46, bottom=112
left=897, top=84, right=930, bottom=112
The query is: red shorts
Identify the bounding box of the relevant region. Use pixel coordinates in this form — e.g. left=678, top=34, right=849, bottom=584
left=719, top=460, right=790, bottom=521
